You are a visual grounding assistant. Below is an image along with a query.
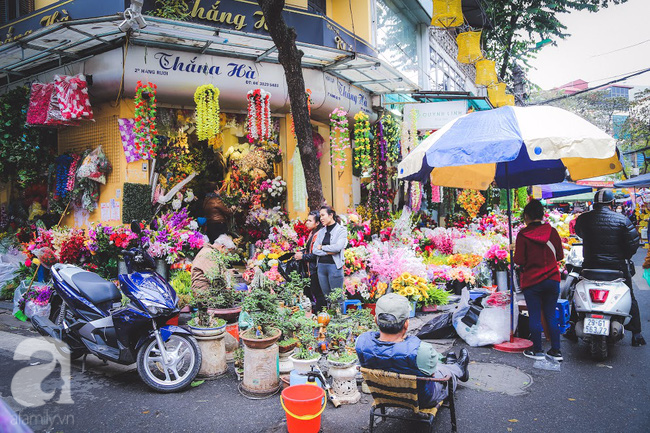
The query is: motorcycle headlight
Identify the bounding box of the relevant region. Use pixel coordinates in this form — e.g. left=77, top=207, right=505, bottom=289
left=141, top=299, right=171, bottom=316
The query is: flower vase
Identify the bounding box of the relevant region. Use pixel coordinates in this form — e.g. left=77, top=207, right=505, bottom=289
left=496, top=270, right=508, bottom=292
left=409, top=300, right=416, bottom=317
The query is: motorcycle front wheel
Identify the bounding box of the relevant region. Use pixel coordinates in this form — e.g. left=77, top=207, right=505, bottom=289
left=137, top=333, right=202, bottom=393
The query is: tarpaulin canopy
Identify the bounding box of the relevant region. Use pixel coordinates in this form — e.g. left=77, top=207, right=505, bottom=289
left=613, top=173, right=650, bottom=188
left=538, top=181, right=593, bottom=199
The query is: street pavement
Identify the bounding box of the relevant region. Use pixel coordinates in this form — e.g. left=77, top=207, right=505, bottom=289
left=1, top=250, right=649, bottom=433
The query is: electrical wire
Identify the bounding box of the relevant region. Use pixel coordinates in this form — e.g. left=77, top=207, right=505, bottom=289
left=591, top=38, right=650, bottom=58
left=531, top=67, right=650, bottom=105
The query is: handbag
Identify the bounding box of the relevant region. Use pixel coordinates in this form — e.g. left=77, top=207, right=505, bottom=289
left=277, top=253, right=307, bottom=281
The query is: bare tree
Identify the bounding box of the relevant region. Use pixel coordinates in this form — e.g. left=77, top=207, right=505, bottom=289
left=257, top=0, right=324, bottom=210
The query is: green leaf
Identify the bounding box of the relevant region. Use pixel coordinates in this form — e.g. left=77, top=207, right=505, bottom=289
left=190, top=380, right=205, bottom=387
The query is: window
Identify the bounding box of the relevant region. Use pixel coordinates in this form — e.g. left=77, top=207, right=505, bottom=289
left=308, top=0, right=326, bottom=14
left=1, top=0, right=34, bottom=25
left=375, top=0, right=420, bottom=85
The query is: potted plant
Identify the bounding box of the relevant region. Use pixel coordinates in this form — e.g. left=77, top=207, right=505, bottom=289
left=239, top=272, right=283, bottom=397
left=288, top=311, right=321, bottom=376
left=169, top=269, right=193, bottom=312
left=187, top=302, right=228, bottom=378
left=204, top=250, right=245, bottom=323
left=419, top=283, right=451, bottom=312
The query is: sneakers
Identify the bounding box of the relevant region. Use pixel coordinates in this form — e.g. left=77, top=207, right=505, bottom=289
left=546, top=348, right=563, bottom=362
left=523, top=350, right=545, bottom=360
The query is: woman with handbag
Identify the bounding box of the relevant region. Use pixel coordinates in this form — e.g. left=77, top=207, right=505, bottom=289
left=294, top=211, right=326, bottom=312
left=514, top=199, right=564, bottom=361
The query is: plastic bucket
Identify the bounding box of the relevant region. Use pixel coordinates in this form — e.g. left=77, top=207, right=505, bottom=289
left=280, top=384, right=326, bottom=433
left=226, top=323, right=239, bottom=341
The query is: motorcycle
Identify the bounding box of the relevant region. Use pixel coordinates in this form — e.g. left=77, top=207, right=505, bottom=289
left=31, top=222, right=202, bottom=392
left=563, top=241, right=632, bottom=360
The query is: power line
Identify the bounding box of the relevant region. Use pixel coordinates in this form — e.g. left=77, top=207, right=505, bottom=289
left=591, top=38, right=650, bottom=58
left=531, top=67, right=650, bottom=105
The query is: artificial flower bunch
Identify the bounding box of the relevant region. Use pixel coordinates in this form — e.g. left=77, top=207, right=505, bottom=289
left=134, top=81, right=159, bottom=159
left=446, top=266, right=476, bottom=285
left=344, top=247, right=367, bottom=276
left=246, top=88, right=272, bottom=142
left=382, top=113, right=401, bottom=163
left=391, top=272, right=429, bottom=301
left=329, top=107, right=350, bottom=171
left=427, top=265, right=452, bottom=284
left=367, top=243, right=426, bottom=283
left=346, top=213, right=371, bottom=247
left=353, top=111, right=371, bottom=172
left=484, top=244, right=509, bottom=271
left=146, top=208, right=206, bottom=263
left=194, top=84, right=221, bottom=141
left=447, top=253, right=483, bottom=269
left=457, top=189, right=485, bottom=219
left=364, top=274, right=388, bottom=303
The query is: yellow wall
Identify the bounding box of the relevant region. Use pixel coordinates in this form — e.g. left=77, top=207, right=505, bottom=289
left=286, top=0, right=308, bottom=9
left=59, top=99, right=149, bottom=228
left=326, top=0, right=372, bottom=42
left=34, top=0, right=59, bottom=9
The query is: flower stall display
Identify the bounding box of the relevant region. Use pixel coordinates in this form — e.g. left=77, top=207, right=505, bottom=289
left=368, top=121, right=392, bottom=233
left=146, top=208, right=206, bottom=264
left=457, top=189, right=485, bottom=219
left=484, top=244, right=509, bottom=272
left=391, top=272, right=429, bottom=304
left=329, top=107, right=350, bottom=171
left=134, top=81, right=159, bottom=159
left=194, top=84, right=221, bottom=142
left=246, top=88, right=271, bottom=142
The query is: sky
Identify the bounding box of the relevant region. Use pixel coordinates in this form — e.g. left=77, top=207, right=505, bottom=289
left=526, top=0, right=650, bottom=91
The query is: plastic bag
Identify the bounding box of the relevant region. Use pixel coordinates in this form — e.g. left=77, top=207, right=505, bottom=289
left=453, top=288, right=518, bottom=346
left=24, top=300, right=51, bottom=320
left=416, top=312, right=457, bottom=339
left=534, top=355, right=561, bottom=371
left=54, top=74, right=93, bottom=121
left=26, top=82, right=55, bottom=125
left=12, top=280, right=29, bottom=316
left=77, top=146, right=112, bottom=184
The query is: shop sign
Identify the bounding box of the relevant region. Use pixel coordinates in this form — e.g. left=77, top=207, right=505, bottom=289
left=403, top=101, right=467, bottom=130
left=141, top=0, right=375, bottom=57
left=115, top=46, right=372, bottom=117
left=0, top=0, right=125, bottom=47
left=575, top=180, right=615, bottom=188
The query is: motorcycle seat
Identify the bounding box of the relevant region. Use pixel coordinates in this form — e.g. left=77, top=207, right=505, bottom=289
left=582, top=269, right=625, bottom=282
left=70, top=271, right=122, bottom=305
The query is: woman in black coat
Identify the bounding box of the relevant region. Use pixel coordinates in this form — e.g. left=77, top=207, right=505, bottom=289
left=295, top=211, right=326, bottom=312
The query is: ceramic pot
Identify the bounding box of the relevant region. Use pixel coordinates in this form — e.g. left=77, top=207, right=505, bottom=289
left=327, top=358, right=361, bottom=404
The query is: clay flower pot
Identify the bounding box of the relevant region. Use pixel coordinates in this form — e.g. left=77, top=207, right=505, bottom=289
left=240, top=327, right=281, bottom=349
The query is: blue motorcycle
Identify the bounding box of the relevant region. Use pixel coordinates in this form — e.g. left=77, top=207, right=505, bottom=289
left=32, top=222, right=201, bottom=392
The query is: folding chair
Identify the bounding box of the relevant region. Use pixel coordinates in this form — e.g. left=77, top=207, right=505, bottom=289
left=360, top=367, right=457, bottom=433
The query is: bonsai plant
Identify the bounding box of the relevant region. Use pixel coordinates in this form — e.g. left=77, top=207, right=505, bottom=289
left=291, top=311, right=320, bottom=361
left=240, top=271, right=282, bottom=340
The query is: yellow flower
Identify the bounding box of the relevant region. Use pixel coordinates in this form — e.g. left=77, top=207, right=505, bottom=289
left=257, top=254, right=266, bottom=260
left=267, top=253, right=279, bottom=260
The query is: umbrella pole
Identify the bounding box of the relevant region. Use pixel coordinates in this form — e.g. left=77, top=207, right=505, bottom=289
left=505, top=165, right=515, bottom=343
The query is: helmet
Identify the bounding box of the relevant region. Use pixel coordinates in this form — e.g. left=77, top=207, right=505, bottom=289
left=594, top=189, right=614, bottom=204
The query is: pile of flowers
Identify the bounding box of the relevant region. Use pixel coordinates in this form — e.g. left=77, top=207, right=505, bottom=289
left=391, top=272, right=429, bottom=302
left=484, top=244, right=509, bottom=271
left=347, top=213, right=371, bottom=247
left=344, top=247, right=367, bottom=276
left=146, top=208, right=206, bottom=263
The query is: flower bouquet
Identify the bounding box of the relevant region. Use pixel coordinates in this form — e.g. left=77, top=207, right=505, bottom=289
left=484, top=244, right=509, bottom=272
left=391, top=272, right=428, bottom=303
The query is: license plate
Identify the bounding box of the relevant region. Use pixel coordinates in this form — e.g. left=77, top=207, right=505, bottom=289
left=584, top=318, right=610, bottom=336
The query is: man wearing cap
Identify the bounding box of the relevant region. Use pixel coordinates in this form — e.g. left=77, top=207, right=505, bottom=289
left=575, top=188, right=645, bottom=346
left=355, top=293, right=470, bottom=408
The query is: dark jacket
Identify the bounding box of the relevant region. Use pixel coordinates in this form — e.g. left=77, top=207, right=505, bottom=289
left=574, top=205, right=639, bottom=269
left=302, top=231, right=320, bottom=277
left=513, top=222, right=563, bottom=289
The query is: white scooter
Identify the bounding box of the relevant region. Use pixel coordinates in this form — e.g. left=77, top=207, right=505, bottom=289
left=564, top=242, right=632, bottom=360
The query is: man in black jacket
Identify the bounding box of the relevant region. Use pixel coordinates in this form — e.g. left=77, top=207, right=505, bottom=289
left=575, top=189, right=645, bottom=346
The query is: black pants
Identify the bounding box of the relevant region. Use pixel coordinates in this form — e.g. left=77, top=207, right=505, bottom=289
left=309, top=271, right=327, bottom=313
left=207, top=222, right=227, bottom=243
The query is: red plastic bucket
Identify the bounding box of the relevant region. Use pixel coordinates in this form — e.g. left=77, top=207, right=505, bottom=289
left=280, top=384, right=326, bottom=433
left=226, top=323, right=239, bottom=341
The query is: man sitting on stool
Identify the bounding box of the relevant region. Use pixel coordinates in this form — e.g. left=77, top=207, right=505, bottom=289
left=356, top=293, right=469, bottom=408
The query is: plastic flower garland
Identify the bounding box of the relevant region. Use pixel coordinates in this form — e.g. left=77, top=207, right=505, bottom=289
left=329, top=107, right=350, bottom=171
left=382, top=113, right=401, bottom=163
left=134, top=81, right=159, bottom=159
left=290, top=89, right=312, bottom=138
left=353, top=111, right=371, bottom=172
left=369, top=120, right=391, bottom=232
left=194, top=84, right=221, bottom=141
left=457, top=189, right=485, bottom=219
left=247, top=88, right=271, bottom=142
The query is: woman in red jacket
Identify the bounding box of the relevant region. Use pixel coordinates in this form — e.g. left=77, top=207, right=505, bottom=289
left=514, top=199, right=564, bottom=361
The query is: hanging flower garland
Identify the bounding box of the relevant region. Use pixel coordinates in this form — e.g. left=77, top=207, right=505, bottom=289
left=54, top=154, right=73, bottom=200
left=246, top=88, right=272, bottom=142
left=457, top=189, right=485, bottom=219
left=410, top=108, right=419, bottom=147
left=194, top=84, right=221, bottom=142
left=369, top=121, right=391, bottom=233
left=353, top=111, right=371, bottom=172
left=382, top=113, right=401, bottom=163
left=410, top=181, right=422, bottom=212
left=290, top=89, right=312, bottom=138
left=66, top=154, right=81, bottom=192
left=134, top=81, right=159, bottom=160
left=329, top=107, right=350, bottom=171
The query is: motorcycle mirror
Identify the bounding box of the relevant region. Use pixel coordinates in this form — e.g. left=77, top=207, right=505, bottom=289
left=130, top=221, right=142, bottom=234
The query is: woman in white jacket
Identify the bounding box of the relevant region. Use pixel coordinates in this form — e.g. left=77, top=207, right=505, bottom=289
left=313, top=205, right=348, bottom=299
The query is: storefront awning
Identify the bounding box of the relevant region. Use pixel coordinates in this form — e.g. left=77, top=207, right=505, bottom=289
left=0, top=15, right=418, bottom=96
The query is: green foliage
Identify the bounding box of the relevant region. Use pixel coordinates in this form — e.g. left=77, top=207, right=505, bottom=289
left=0, top=87, right=56, bottom=188
left=327, top=351, right=357, bottom=364
left=616, top=89, right=650, bottom=174
left=149, top=0, right=190, bottom=20
left=292, top=311, right=320, bottom=360
left=0, top=262, right=32, bottom=300
left=277, top=271, right=308, bottom=307
left=189, top=315, right=225, bottom=329
left=122, top=183, right=152, bottom=224
left=241, top=274, right=282, bottom=337
left=193, top=250, right=244, bottom=309
left=326, top=287, right=345, bottom=314
left=170, top=269, right=193, bottom=308
left=482, top=1, right=628, bottom=80
left=420, top=285, right=451, bottom=307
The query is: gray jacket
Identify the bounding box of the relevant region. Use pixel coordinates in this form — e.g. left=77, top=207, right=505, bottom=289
left=312, top=223, right=348, bottom=269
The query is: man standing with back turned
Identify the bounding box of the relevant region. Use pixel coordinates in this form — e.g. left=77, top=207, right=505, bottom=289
left=575, top=189, right=645, bottom=346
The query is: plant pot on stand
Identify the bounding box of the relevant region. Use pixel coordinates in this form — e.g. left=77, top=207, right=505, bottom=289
left=240, top=327, right=281, bottom=398
left=288, top=354, right=322, bottom=386
left=189, top=323, right=228, bottom=378
left=278, top=341, right=298, bottom=374
left=327, top=358, right=361, bottom=404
